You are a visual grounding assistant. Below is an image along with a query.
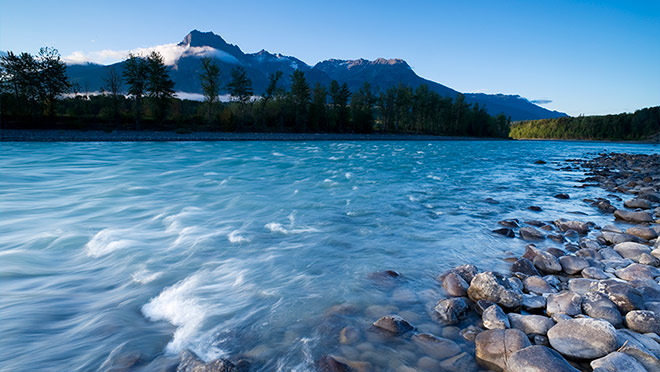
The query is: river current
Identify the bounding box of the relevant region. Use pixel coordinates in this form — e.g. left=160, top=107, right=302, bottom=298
left=0, top=140, right=657, bottom=371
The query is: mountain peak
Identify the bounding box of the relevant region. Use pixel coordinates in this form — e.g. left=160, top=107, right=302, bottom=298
left=178, top=30, right=245, bottom=59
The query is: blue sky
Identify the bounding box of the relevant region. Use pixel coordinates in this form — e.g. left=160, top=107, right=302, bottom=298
left=1, top=0, right=658, bottom=116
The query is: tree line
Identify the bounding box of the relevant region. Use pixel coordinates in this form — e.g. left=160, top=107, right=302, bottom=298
left=1, top=46, right=512, bottom=137
left=509, top=107, right=659, bottom=141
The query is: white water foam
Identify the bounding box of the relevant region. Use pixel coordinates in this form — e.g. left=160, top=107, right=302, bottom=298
left=228, top=230, right=250, bottom=244
left=265, top=222, right=319, bottom=235
left=142, top=274, right=206, bottom=355
left=85, top=228, right=137, bottom=258
left=131, top=268, right=162, bottom=284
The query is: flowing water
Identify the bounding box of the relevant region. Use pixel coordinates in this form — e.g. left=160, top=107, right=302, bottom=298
left=1, top=140, right=658, bottom=371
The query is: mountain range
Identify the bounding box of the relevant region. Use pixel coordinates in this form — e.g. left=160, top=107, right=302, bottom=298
left=64, top=30, right=566, bottom=121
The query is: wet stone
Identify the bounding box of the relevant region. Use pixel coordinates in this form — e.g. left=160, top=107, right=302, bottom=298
left=467, top=271, right=524, bottom=308
left=508, top=313, right=555, bottom=335
left=339, top=327, right=360, bottom=345
left=372, top=315, right=414, bottom=335
left=582, top=292, right=622, bottom=327
left=523, top=276, right=557, bottom=295
left=506, top=345, right=579, bottom=372
left=493, top=227, right=515, bottom=238
left=591, top=352, right=647, bottom=372
left=546, top=291, right=582, bottom=317
left=511, top=257, right=540, bottom=276
left=554, top=193, right=570, bottom=200
left=177, top=351, right=238, bottom=372
left=624, top=198, right=653, bottom=210
left=520, top=227, right=546, bottom=241
left=411, top=333, right=461, bottom=360
left=568, top=278, right=596, bottom=295
left=316, top=355, right=353, bottom=372
left=615, top=263, right=659, bottom=281
left=547, top=318, right=618, bottom=359
left=614, top=209, right=654, bottom=224
left=437, top=264, right=479, bottom=285
left=614, top=242, right=652, bottom=262
left=627, top=226, right=658, bottom=241
left=554, top=219, right=590, bottom=235
left=482, top=304, right=510, bottom=330
left=441, top=272, right=469, bottom=297
left=498, top=219, right=520, bottom=228
left=532, top=251, right=562, bottom=273
left=522, top=293, right=546, bottom=310
left=582, top=267, right=609, bottom=280
left=434, top=297, right=469, bottom=324
left=625, top=310, right=660, bottom=334
left=475, top=328, right=531, bottom=372
left=559, top=255, right=589, bottom=274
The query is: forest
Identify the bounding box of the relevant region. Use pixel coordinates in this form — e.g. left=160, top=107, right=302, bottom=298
left=509, top=107, right=659, bottom=141
left=0, top=47, right=510, bottom=137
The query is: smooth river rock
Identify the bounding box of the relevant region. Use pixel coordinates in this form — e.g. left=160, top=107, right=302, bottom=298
left=616, top=263, right=659, bottom=281
left=506, top=345, right=579, bottom=372
left=434, top=297, right=469, bottom=324
left=482, top=304, right=510, bottom=330
left=590, top=352, right=647, bottom=372
left=582, top=292, right=623, bottom=327
left=441, top=272, right=469, bottom=297
left=624, top=198, right=653, bottom=210
left=546, top=291, right=582, bottom=317
left=627, top=226, right=659, bottom=241
left=372, top=315, right=414, bottom=335
left=474, top=329, right=530, bottom=372
left=614, top=209, right=654, bottom=224
left=510, top=257, right=540, bottom=276
left=519, top=227, right=545, bottom=241
left=589, top=279, right=645, bottom=313
left=614, top=242, right=652, bottom=262
left=508, top=313, right=555, bottom=335
left=532, top=251, right=562, bottom=274
left=625, top=310, right=660, bottom=334
left=559, top=255, right=589, bottom=274
left=547, top=318, right=618, bottom=359
left=411, top=333, right=461, bottom=360
left=177, top=351, right=239, bottom=372
left=523, top=275, right=557, bottom=295
left=467, top=271, right=524, bottom=308
left=554, top=219, right=590, bottom=235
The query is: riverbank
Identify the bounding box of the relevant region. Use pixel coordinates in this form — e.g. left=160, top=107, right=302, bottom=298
left=180, top=152, right=660, bottom=372
left=0, top=129, right=497, bottom=142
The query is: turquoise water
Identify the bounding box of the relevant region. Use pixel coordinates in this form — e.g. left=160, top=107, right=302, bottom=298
left=0, top=140, right=657, bottom=371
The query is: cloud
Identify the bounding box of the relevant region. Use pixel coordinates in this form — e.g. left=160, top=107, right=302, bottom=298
left=530, top=99, right=552, bottom=105
left=63, top=43, right=237, bottom=66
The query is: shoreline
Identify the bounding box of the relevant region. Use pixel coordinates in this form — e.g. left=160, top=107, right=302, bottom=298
left=173, top=152, right=660, bottom=372
left=511, top=137, right=659, bottom=145
left=0, top=129, right=502, bottom=143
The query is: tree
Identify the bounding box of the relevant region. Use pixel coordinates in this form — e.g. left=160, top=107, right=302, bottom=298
left=329, top=80, right=350, bottom=132
left=103, top=67, right=122, bottom=123
left=309, top=83, right=328, bottom=132
left=227, top=66, right=253, bottom=104
left=146, top=51, right=175, bottom=123
left=123, top=53, right=148, bottom=128
left=350, top=82, right=375, bottom=133
left=289, top=69, right=311, bottom=131
left=0, top=51, right=41, bottom=115
left=199, top=57, right=221, bottom=120
left=36, top=47, right=70, bottom=118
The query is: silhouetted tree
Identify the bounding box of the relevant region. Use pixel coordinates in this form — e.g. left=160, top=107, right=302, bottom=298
left=329, top=80, right=350, bottom=132
left=37, top=47, right=70, bottom=118
left=123, top=53, right=148, bottom=128
left=103, top=67, right=122, bottom=123
left=289, top=69, right=310, bottom=131
left=227, top=66, right=253, bottom=104
left=199, top=57, right=221, bottom=120
left=146, top=51, right=175, bottom=123
left=309, top=83, right=328, bottom=132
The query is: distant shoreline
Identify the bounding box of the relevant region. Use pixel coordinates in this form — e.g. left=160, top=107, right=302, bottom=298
left=0, top=129, right=505, bottom=142
left=513, top=137, right=659, bottom=145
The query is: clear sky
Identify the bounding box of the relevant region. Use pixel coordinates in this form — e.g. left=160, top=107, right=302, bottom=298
left=1, top=0, right=658, bottom=116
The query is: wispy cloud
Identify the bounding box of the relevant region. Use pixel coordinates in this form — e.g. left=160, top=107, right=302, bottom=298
left=530, top=99, right=552, bottom=105
left=63, top=43, right=237, bottom=66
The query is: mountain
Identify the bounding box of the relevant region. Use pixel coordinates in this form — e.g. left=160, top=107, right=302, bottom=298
left=65, top=30, right=567, bottom=120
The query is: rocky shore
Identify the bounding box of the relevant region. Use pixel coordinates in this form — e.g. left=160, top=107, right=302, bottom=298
left=0, top=129, right=485, bottom=142
left=172, top=152, right=660, bottom=372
